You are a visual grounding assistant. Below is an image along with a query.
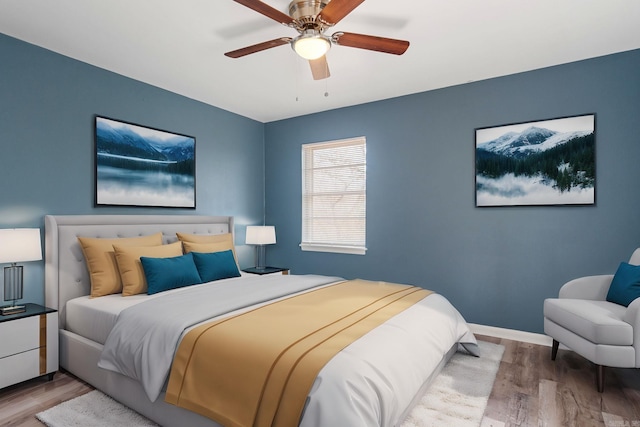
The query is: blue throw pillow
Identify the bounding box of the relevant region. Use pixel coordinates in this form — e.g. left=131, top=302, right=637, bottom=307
left=141, top=252, right=202, bottom=295
left=606, top=262, right=640, bottom=307
left=191, top=250, right=241, bottom=283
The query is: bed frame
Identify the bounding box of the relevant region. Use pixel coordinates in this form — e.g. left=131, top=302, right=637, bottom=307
left=45, top=214, right=233, bottom=427
left=44, top=214, right=455, bottom=427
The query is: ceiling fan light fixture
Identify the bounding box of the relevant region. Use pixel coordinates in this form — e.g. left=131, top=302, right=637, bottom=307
left=292, top=32, right=331, bottom=60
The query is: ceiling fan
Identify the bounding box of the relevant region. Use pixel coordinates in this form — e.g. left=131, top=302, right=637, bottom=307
left=224, top=0, right=410, bottom=80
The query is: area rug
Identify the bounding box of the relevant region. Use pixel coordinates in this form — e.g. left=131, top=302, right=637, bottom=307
left=36, top=389, right=159, bottom=427
left=401, top=340, right=504, bottom=427
left=37, top=340, right=503, bottom=427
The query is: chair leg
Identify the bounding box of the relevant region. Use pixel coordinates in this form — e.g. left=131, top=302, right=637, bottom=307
left=596, top=365, right=605, bottom=393
left=551, top=339, right=559, bottom=360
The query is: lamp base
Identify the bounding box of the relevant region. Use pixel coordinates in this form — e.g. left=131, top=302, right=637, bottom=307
left=1, top=304, right=26, bottom=316
left=255, top=245, right=267, bottom=271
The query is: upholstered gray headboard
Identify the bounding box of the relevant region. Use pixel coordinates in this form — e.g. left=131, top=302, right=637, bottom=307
left=44, top=215, right=234, bottom=328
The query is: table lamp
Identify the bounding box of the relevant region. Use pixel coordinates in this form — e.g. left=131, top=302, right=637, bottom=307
left=0, top=228, right=42, bottom=315
left=245, top=226, right=276, bottom=270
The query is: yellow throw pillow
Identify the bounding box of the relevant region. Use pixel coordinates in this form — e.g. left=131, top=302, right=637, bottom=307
left=78, top=233, right=163, bottom=298
left=176, top=232, right=233, bottom=245
left=114, top=241, right=184, bottom=296
left=181, top=240, right=233, bottom=254
left=178, top=233, right=237, bottom=261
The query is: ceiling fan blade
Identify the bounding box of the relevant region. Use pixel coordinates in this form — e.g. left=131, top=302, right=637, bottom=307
left=224, top=37, right=292, bottom=58
left=309, top=56, right=330, bottom=80
left=233, top=0, right=296, bottom=26
left=317, top=0, right=365, bottom=26
left=332, top=32, right=409, bottom=55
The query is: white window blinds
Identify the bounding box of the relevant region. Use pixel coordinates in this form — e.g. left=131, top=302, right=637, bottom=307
left=301, top=137, right=367, bottom=255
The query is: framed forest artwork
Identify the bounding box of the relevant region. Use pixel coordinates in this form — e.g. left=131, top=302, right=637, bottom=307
left=475, top=114, right=595, bottom=207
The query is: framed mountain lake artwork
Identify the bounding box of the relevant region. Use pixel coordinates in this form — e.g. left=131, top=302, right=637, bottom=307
left=95, top=116, right=196, bottom=208
left=475, top=114, right=595, bottom=207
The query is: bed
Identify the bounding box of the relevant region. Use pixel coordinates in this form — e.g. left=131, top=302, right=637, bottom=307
left=44, top=214, right=478, bottom=427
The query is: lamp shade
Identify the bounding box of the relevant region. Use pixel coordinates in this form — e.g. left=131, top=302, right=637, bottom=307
left=0, top=228, right=43, bottom=264
left=246, top=226, right=276, bottom=245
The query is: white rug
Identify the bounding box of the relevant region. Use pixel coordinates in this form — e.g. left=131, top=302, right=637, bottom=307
left=36, top=390, right=159, bottom=427
left=401, top=340, right=504, bottom=427
left=37, top=340, right=503, bottom=427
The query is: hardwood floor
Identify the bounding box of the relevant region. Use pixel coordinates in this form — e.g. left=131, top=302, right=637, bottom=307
left=479, top=335, right=640, bottom=427
left=1, top=335, right=639, bottom=426
left=0, top=370, right=92, bottom=427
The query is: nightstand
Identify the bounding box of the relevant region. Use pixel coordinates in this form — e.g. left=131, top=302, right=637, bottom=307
left=242, top=266, right=290, bottom=275
left=0, top=303, right=58, bottom=389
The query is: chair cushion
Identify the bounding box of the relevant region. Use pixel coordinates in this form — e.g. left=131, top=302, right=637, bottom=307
left=544, top=298, right=632, bottom=346
left=606, top=262, right=640, bottom=307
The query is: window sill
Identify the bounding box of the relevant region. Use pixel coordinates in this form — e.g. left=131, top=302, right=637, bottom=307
left=299, top=243, right=367, bottom=255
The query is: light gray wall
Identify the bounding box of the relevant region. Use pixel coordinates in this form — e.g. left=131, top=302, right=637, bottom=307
left=264, top=49, right=640, bottom=334
left=0, top=34, right=265, bottom=306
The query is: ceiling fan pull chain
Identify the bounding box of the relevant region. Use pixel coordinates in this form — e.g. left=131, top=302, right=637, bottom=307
left=324, top=60, right=329, bottom=97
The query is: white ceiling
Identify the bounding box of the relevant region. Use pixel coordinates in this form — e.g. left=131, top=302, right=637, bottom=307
left=1, top=1, right=639, bottom=123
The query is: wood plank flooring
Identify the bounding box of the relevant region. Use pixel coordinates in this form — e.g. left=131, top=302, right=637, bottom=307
left=479, top=335, right=640, bottom=427
left=0, top=370, right=92, bottom=427
left=1, top=335, right=639, bottom=426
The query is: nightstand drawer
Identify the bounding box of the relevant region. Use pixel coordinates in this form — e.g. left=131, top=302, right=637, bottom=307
left=0, top=316, right=39, bottom=359
left=0, top=305, right=58, bottom=389
left=0, top=349, right=40, bottom=389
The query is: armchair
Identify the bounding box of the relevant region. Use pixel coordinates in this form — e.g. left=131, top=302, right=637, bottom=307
left=543, top=248, right=640, bottom=392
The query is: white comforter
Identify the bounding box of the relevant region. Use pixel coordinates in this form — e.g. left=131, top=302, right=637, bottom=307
left=98, top=274, right=477, bottom=427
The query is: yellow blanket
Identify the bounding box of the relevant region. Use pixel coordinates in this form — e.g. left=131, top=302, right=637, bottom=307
left=165, top=279, right=432, bottom=427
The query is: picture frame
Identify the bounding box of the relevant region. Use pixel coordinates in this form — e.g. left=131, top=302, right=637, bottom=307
left=475, top=113, right=595, bottom=207
left=95, top=116, right=196, bottom=208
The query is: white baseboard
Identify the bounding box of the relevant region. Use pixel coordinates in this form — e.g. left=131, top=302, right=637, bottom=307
left=470, top=323, right=553, bottom=347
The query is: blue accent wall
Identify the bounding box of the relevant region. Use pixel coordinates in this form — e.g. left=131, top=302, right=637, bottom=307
left=3, top=28, right=640, bottom=334
left=0, top=33, right=265, bottom=306
left=264, top=49, right=640, bottom=333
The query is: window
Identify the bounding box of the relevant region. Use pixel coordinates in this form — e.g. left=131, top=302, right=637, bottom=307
left=301, top=137, right=367, bottom=255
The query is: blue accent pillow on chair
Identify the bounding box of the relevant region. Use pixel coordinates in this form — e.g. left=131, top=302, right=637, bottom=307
left=606, top=262, right=640, bottom=307
left=141, top=252, right=203, bottom=295
left=191, top=250, right=241, bottom=283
